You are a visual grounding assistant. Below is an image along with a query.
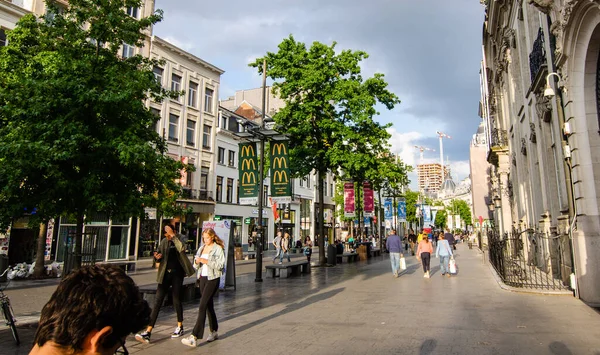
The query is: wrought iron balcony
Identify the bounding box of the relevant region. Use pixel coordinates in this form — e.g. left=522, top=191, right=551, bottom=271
left=529, top=28, right=546, bottom=83
left=490, top=128, right=508, bottom=148
left=181, top=188, right=214, bottom=201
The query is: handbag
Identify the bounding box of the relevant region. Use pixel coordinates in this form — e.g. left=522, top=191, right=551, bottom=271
left=399, top=256, right=407, bottom=270
left=449, top=257, right=457, bottom=274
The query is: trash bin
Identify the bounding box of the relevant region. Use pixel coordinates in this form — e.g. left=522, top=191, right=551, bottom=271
left=0, top=254, right=8, bottom=282
left=327, top=245, right=337, bottom=266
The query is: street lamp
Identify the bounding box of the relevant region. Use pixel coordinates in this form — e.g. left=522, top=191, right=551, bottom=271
left=543, top=72, right=562, bottom=98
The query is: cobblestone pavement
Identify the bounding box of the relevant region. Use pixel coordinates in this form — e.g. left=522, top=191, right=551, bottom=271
left=2, top=246, right=600, bottom=355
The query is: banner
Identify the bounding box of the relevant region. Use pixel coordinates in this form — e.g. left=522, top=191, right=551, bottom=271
left=269, top=197, right=279, bottom=222
left=397, top=199, right=406, bottom=222
left=344, top=182, right=355, bottom=218
left=431, top=209, right=438, bottom=226
left=422, top=205, right=432, bottom=225
left=455, top=214, right=461, bottom=230
left=384, top=198, right=393, bottom=220
left=238, top=142, right=258, bottom=205
left=202, top=220, right=232, bottom=290
left=363, top=182, right=374, bottom=217
left=270, top=141, right=291, bottom=203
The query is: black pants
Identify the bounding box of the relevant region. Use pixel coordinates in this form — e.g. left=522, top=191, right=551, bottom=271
left=192, top=276, right=220, bottom=339
left=149, top=270, right=184, bottom=327
left=420, top=252, right=431, bottom=272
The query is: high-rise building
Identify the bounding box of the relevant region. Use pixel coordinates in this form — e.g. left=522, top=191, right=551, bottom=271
left=416, top=163, right=448, bottom=194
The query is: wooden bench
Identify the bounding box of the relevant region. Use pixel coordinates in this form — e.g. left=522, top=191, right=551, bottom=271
left=370, top=248, right=382, bottom=257
left=265, top=260, right=310, bottom=278
left=139, top=277, right=199, bottom=306
left=336, top=252, right=358, bottom=263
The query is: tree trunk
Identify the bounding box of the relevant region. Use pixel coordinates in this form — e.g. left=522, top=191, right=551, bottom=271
left=33, top=222, right=48, bottom=278
left=74, top=214, right=84, bottom=269
left=318, top=169, right=326, bottom=266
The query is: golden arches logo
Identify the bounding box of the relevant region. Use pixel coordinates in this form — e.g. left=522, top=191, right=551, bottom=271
left=241, top=158, right=257, bottom=171
left=272, top=156, right=287, bottom=169
left=273, top=170, right=288, bottom=184
left=272, top=143, right=287, bottom=155
left=241, top=145, right=255, bottom=157
left=241, top=172, right=257, bottom=186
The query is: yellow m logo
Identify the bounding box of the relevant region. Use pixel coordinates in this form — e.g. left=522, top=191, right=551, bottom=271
left=241, top=158, right=257, bottom=171
left=241, top=145, right=255, bottom=157
left=273, top=170, right=288, bottom=184
left=272, top=156, right=287, bottom=169
left=272, top=143, right=287, bottom=155
left=241, top=172, right=257, bottom=186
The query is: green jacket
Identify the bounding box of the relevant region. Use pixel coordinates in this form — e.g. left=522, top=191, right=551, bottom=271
left=155, top=236, right=195, bottom=283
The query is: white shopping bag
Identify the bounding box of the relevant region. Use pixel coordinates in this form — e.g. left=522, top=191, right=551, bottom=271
left=449, top=258, right=457, bottom=274
left=399, top=256, right=406, bottom=270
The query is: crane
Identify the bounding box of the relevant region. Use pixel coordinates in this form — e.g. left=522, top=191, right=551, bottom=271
left=413, top=145, right=435, bottom=165
left=436, top=131, right=452, bottom=184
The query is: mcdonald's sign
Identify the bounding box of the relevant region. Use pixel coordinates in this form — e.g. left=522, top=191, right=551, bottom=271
left=239, top=142, right=258, bottom=205
left=270, top=141, right=291, bottom=200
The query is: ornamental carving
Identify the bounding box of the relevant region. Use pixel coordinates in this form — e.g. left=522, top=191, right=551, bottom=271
left=512, top=152, right=517, bottom=166
left=521, top=137, right=527, bottom=156
left=529, top=122, right=537, bottom=143
left=528, top=0, right=553, bottom=13
left=550, top=0, right=577, bottom=58
left=535, top=92, right=552, bottom=122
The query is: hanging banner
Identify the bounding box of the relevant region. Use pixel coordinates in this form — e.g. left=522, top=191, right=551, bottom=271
left=422, top=205, right=432, bottom=225
left=363, top=182, right=374, bottom=217
left=455, top=214, right=461, bottom=230
left=431, top=209, right=438, bottom=227
left=384, top=198, right=393, bottom=220
left=270, top=141, right=291, bottom=203
left=397, top=199, right=406, bottom=223
left=269, top=197, right=280, bottom=223
left=344, top=182, right=355, bottom=218
left=201, top=220, right=233, bottom=290
left=238, top=142, right=258, bottom=205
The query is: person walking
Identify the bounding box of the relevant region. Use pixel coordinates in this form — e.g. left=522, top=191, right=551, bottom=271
left=272, top=230, right=283, bottom=263
left=444, top=228, right=456, bottom=250
left=386, top=229, right=403, bottom=278
left=435, top=232, right=453, bottom=277
left=136, top=223, right=195, bottom=344
left=408, top=229, right=417, bottom=256
left=416, top=234, right=434, bottom=278
left=280, top=232, right=292, bottom=263
left=181, top=228, right=226, bottom=347
left=304, top=236, right=313, bottom=264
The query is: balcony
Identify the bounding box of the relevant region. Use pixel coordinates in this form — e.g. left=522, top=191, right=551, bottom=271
left=487, top=128, right=508, bottom=167
left=529, top=28, right=546, bottom=84
left=181, top=188, right=214, bottom=201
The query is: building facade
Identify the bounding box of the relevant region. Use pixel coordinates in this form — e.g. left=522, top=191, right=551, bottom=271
left=481, top=0, right=600, bottom=304
left=416, top=163, right=448, bottom=194
left=469, top=122, right=493, bottom=234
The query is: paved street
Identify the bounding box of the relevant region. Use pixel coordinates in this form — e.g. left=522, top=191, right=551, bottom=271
left=2, top=245, right=600, bottom=354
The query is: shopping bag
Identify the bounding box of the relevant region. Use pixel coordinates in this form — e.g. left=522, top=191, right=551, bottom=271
left=399, top=256, right=407, bottom=270
left=449, top=258, right=457, bottom=274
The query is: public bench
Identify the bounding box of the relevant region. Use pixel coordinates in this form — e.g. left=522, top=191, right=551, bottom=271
left=336, top=252, right=358, bottom=263
left=243, top=252, right=256, bottom=260
left=138, top=277, right=198, bottom=306
left=101, top=260, right=137, bottom=273
left=370, top=248, right=382, bottom=257
left=265, top=260, right=310, bottom=278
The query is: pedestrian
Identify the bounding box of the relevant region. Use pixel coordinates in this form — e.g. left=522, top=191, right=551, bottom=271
left=30, top=265, right=150, bottom=355
left=444, top=228, right=456, bottom=250
left=304, top=235, right=313, bottom=263
left=435, top=232, right=453, bottom=277
left=416, top=233, right=434, bottom=278
left=408, top=229, right=417, bottom=256
left=181, top=228, right=226, bottom=347
left=135, top=223, right=195, bottom=343
left=385, top=229, right=403, bottom=278
left=272, top=229, right=283, bottom=263
left=280, top=232, right=292, bottom=263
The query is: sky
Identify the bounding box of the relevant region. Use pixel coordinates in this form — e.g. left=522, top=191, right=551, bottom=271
left=153, top=0, right=486, bottom=190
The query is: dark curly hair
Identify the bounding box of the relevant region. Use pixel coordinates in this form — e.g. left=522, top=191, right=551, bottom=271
left=33, top=265, right=150, bottom=351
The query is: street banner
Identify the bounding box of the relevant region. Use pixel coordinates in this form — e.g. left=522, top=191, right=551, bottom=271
left=238, top=142, right=258, bottom=205
left=270, top=141, right=292, bottom=203
left=431, top=209, right=438, bottom=227
left=269, top=197, right=280, bottom=223
left=447, top=214, right=454, bottom=230
left=384, top=198, right=393, bottom=220
left=422, top=205, right=432, bottom=225
left=364, top=216, right=371, bottom=226
left=201, top=220, right=235, bottom=290
left=363, top=182, right=374, bottom=217
left=344, top=182, right=355, bottom=218
left=397, top=199, right=406, bottom=222
left=455, top=214, right=461, bottom=230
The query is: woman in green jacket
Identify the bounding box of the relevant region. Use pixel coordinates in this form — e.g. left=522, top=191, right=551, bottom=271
left=136, top=223, right=194, bottom=344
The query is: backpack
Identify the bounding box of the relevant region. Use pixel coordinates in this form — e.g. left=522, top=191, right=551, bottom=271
left=303, top=247, right=312, bottom=256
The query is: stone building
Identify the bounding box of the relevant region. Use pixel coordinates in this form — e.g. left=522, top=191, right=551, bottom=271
left=481, top=0, right=600, bottom=305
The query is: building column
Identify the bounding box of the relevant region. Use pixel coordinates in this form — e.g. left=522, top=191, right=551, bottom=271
left=498, top=153, right=512, bottom=237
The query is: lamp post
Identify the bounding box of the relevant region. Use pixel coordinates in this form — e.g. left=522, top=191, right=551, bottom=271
left=493, top=195, right=502, bottom=237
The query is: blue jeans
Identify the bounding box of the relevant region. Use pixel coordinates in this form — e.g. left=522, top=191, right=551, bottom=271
left=280, top=250, right=291, bottom=262
left=273, top=248, right=282, bottom=262
left=390, top=252, right=401, bottom=274
left=440, top=255, right=450, bottom=274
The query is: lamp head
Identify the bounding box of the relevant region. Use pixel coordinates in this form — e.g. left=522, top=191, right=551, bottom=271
left=493, top=195, right=501, bottom=209
left=544, top=83, right=555, bottom=98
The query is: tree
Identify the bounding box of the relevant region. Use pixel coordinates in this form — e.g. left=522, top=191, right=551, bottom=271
left=251, top=36, right=400, bottom=265
left=449, top=199, right=472, bottom=228
left=404, top=191, right=420, bottom=227
left=0, top=0, right=188, bottom=270
left=434, top=208, right=447, bottom=229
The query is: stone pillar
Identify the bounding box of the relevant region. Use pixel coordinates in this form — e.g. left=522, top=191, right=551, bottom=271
left=498, top=153, right=512, bottom=237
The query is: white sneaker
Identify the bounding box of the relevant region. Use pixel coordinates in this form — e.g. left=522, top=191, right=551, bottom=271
left=171, top=326, right=184, bottom=338
left=181, top=335, right=198, bottom=347
left=207, top=331, right=219, bottom=342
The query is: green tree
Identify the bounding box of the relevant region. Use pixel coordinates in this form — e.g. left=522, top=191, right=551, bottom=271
left=449, top=199, right=472, bottom=228
left=251, top=36, right=400, bottom=265
left=434, top=208, right=447, bottom=229
left=0, top=0, right=189, bottom=270
left=404, top=191, right=420, bottom=227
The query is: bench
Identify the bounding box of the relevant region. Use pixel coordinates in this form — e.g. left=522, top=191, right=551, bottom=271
left=336, top=252, right=358, bottom=263
left=138, top=277, right=199, bottom=306
left=101, top=261, right=137, bottom=273
left=243, top=252, right=256, bottom=260
left=265, top=260, right=310, bottom=278
left=370, top=248, right=382, bottom=257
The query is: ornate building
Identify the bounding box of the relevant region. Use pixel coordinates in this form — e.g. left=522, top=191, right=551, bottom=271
left=481, top=0, right=600, bottom=305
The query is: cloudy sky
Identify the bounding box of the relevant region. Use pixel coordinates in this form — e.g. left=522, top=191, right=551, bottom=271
left=153, top=0, right=485, bottom=189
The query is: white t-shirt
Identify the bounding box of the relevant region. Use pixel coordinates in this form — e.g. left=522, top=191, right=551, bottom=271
left=200, top=253, right=209, bottom=277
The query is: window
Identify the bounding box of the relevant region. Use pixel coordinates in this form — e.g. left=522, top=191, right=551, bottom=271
left=153, top=66, right=163, bottom=86
left=186, top=119, right=196, bottom=146
left=188, top=82, right=198, bottom=107
left=171, top=74, right=181, bottom=92
left=217, top=147, right=225, bottom=164
left=202, top=125, right=211, bottom=149
left=306, top=175, right=311, bottom=188
left=236, top=180, right=239, bottom=203
left=168, top=114, right=178, bottom=142
left=330, top=183, right=334, bottom=197
left=299, top=177, right=304, bottom=187
left=126, top=7, right=139, bottom=19
left=204, top=88, right=214, bottom=113
left=122, top=43, right=135, bottom=58
left=150, top=108, right=160, bottom=133
left=216, top=176, right=223, bottom=202
left=226, top=178, right=234, bottom=203
left=200, top=167, right=209, bottom=190
left=185, top=169, right=193, bottom=187
left=0, top=29, right=6, bottom=47
left=228, top=150, right=235, bottom=167
left=219, top=115, right=227, bottom=129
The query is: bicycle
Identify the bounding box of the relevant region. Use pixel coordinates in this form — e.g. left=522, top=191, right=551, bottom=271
left=1, top=267, right=20, bottom=345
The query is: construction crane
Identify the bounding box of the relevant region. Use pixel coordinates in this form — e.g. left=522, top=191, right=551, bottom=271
left=414, top=145, right=435, bottom=165
left=436, top=131, right=452, bottom=183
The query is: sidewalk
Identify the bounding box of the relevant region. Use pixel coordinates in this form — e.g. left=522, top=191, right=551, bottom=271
left=3, top=245, right=600, bottom=354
